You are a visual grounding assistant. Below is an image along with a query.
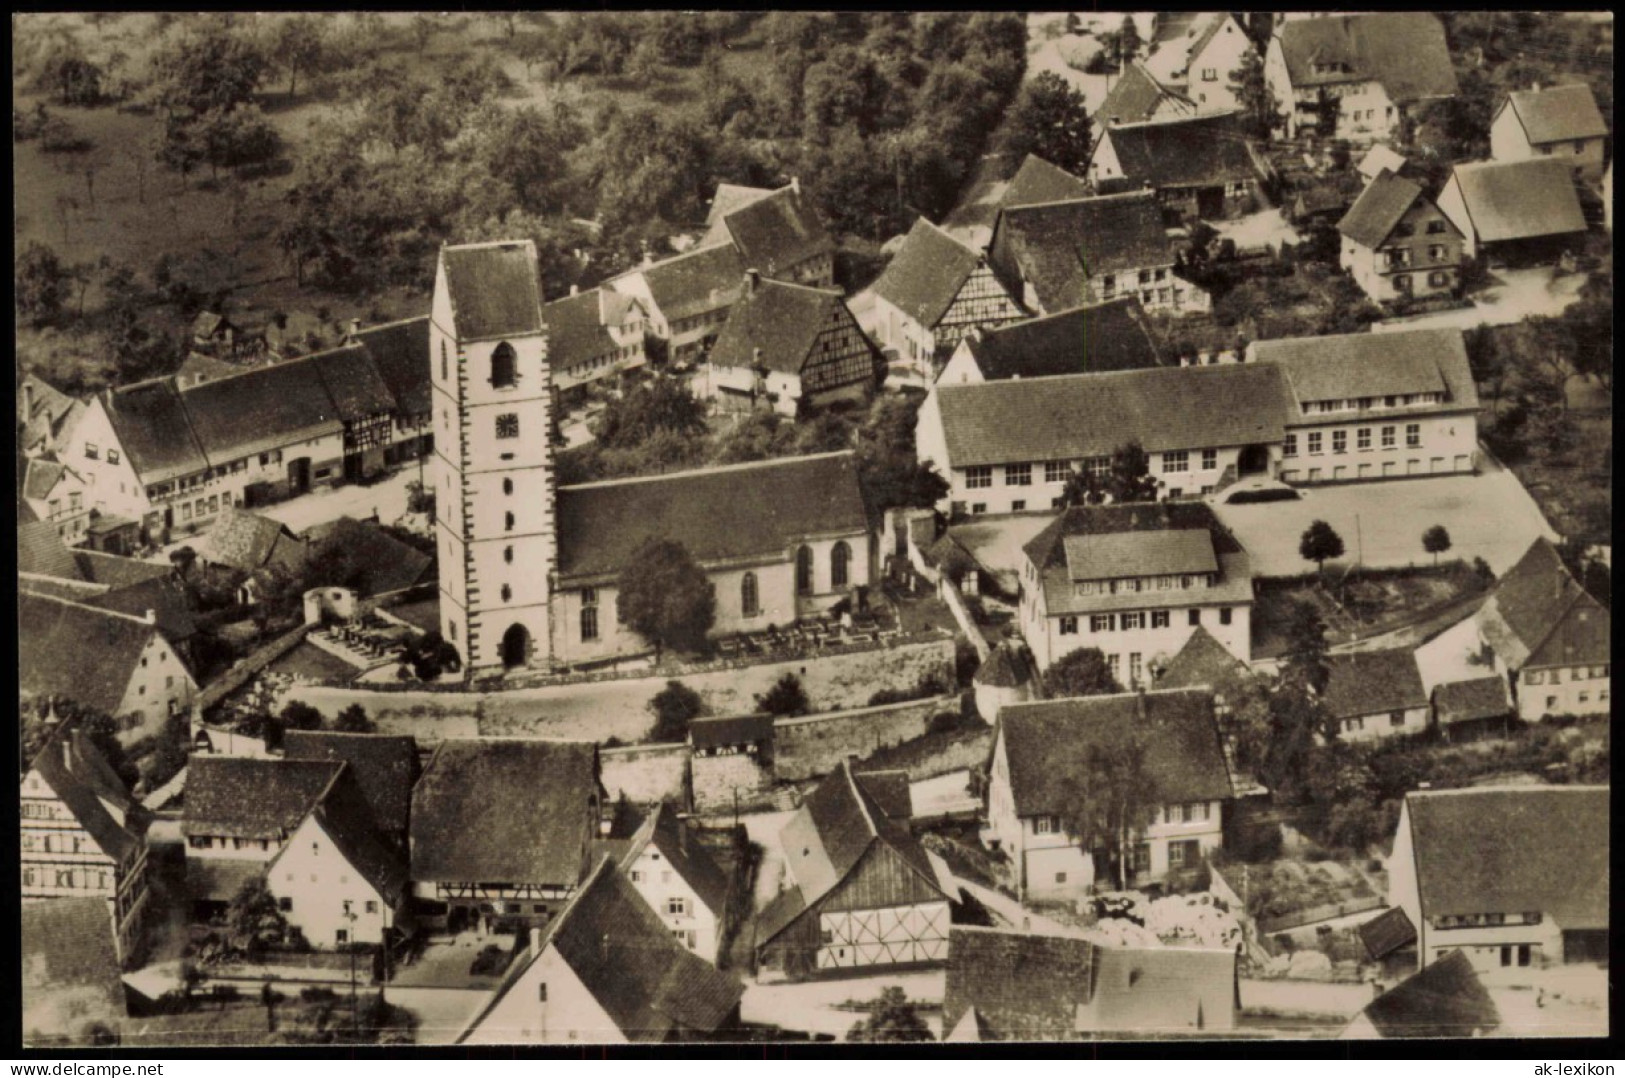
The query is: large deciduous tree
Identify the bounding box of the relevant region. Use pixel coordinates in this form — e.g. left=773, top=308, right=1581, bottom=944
left=1298, top=519, right=1345, bottom=575
left=616, top=539, right=717, bottom=659
left=1042, top=647, right=1124, bottom=699
left=16, top=242, right=71, bottom=326
left=1230, top=49, right=1280, bottom=141
left=225, top=878, right=290, bottom=961
left=1422, top=525, right=1452, bottom=566
left=648, top=680, right=705, bottom=743
left=1002, top=71, right=1093, bottom=174
left=1062, top=441, right=1160, bottom=507
left=1061, top=733, right=1160, bottom=891
left=273, top=15, right=325, bottom=98
left=595, top=379, right=709, bottom=450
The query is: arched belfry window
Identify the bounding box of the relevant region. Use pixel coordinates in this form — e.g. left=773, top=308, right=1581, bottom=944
left=491, top=342, right=517, bottom=388
left=795, top=546, right=814, bottom=596
left=742, top=572, right=760, bottom=617
left=831, top=540, right=851, bottom=589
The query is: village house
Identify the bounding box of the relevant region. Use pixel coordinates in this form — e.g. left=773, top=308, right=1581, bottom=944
left=698, top=271, right=881, bottom=416
left=1087, top=113, right=1273, bottom=223
left=1436, top=158, right=1591, bottom=265
left=1471, top=538, right=1610, bottom=721
left=936, top=298, right=1165, bottom=386
left=459, top=857, right=743, bottom=1044
left=19, top=372, right=86, bottom=459
left=21, top=897, right=129, bottom=1047
left=989, top=191, right=1211, bottom=315
left=943, top=926, right=1239, bottom=1041
left=1265, top=13, right=1458, bottom=143
left=870, top=217, right=1028, bottom=380
left=1341, top=950, right=1500, bottom=1039
left=1140, top=12, right=1256, bottom=115
left=616, top=804, right=733, bottom=964
left=603, top=241, right=745, bottom=367
left=1098, top=61, right=1199, bottom=127
left=916, top=361, right=1288, bottom=516
left=939, top=153, right=1094, bottom=251
left=19, top=592, right=197, bottom=743
left=21, top=730, right=151, bottom=963
left=19, top=453, right=93, bottom=545
left=986, top=688, right=1235, bottom=899
left=1154, top=625, right=1256, bottom=706
left=1017, top=503, right=1254, bottom=679
left=1320, top=648, right=1430, bottom=742
left=1429, top=676, right=1516, bottom=743
left=1388, top=786, right=1609, bottom=971
left=410, top=739, right=603, bottom=933
left=697, top=179, right=836, bottom=290
left=283, top=730, right=420, bottom=851
left=540, top=287, right=649, bottom=407
left=1490, top=83, right=1609, bottom=183
left=755, top=761, right=950, bottom=981
left=1251, top=326, right=1482, bottom=482
left=1337, top=168, right=1465, bottom=304
left=184, top=756, right=404, bottom=948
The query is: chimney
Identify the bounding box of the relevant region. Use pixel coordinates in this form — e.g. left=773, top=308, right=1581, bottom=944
left=62, top=734, right=73, bottom=771
left=347, top=318, right=361, bottom=344
left=529, top=926, right=543, bottom=953
left=745, top=268, right=760, bottom=297
left=145, top=609, right=157, bottom=625
left=570, top=284, right=579, bottom=297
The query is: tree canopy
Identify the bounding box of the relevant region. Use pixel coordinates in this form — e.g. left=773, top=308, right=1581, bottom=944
left=1299, top=519, right=1345, bottom=572
left=616, top=538, right=717, bottom=658
left=846, top=986, right=932, bottom=1042
left=648, top=680, right=705, bottom=743
left=1042, top=647, right=1124, bottom=699
left=1062, top=441, right=1160, bottom=507
left=1001, top=71, right=1092, bottom=175
left=1061, top=732, right=1159, bottom=890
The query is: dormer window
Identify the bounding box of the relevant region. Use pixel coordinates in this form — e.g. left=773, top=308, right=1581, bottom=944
left=491, top=342, right=518, bottom=388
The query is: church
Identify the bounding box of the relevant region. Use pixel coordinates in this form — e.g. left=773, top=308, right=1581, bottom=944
left=431, top=241, right=874, bottom=675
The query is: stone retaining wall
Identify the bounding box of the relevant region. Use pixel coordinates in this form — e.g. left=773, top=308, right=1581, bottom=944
left=773, top=695, right=960, bottom=783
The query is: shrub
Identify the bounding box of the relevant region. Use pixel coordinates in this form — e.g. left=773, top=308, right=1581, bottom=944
left=756, top=673, right=809, bottom=717
left=954, top=640, right=982, bottom=687
left=648, top=680, right=704, bottom=743
left=1225, top=487, right=1300, bottom=505
left=927, top=711, right=961, bottom=735
left=300, top=986, right=337, bottom=1003
left=469, top=944, right=508, bottom=977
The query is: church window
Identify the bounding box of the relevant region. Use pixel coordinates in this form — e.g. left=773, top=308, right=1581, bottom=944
left=581, top=596, right=599, bottom=642
left=796, top=545, right=814, bottom=596
left=491, top=342, right=518, bottom=388
left=441, top=342, right=448, bottom=382
left=504, top=546, right=514, bottom=564
left=742, top=572, right=760, bottom=617
left=503, top=478, right=513, bottom=495
left=831, top=541, right=851, bottom=589
left=505, top=511, right=515, bottom=531
left=496, top=414, right=519, bottom=439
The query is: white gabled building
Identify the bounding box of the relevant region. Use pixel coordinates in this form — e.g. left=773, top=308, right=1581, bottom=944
left=1490, top=84, right=1609, bottom=183
left=617, top=804, right=732, bottom=965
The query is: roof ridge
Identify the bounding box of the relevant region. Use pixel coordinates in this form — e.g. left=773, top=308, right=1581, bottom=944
left=752, top=277, right=843, bottom=299
left=1005, top=189, right=1158, bottom=214
left=939, top=359, right=1270, bottom=395
left=1107, top=108, right=1245, bottom=133
left=913, top=215, right=981, bottom=255
left=558, top=449, right=854, bottom=492
left=442, top=239, right=535, bottom=253
left=841, top=759, right=881, bottom=842
left=21, top=589, right=160, bottom=628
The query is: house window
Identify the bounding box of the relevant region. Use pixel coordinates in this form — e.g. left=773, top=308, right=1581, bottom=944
left=1428, top=271, right=1450, bottom=288
left=505, top=511, right=515, bottom=531
left=1084, top=456, right=1110, bottom=479
left=85, top=442, right=99, bottom=460
left=1129, top=653, right=1143, bottom=685
left=1283, top=434, right=1298, bottom=457
left=1393, top=222, right=1415, bottom=239
left=1161, top=450, right=1189, bottom=473
left=1151, top=611, right=1169, bottom=628
left=1034, top=816, right=1057, bottom=835
left=965, top=466, right=992, bottom=490
left=1380, top=425, right=1396, bottom=449
left=971, top=503, right=986, bottom=515
left=1219, top=607, right=1232, bottom=626
left=1385, top=248, right=1411, bottom=269
left=491, top=342, right=518, bottom=388
left=1406, top=423, right=1421, bottom=448
left=1390, top=711, right=1406, bottom=727
left=1101, top=274, right=1116, bottom=297
left=831, top=541, right=851, bottom=589
left=108, top=448, right=120, bottom=465
left=1428, top=245, right=1448, bottom=263
left=1189, top=610, right=1201, bottom=627
left=1426, top=220, right=1447, bottom=235
left=336, top=929, right=349, bottom=944
left=666, top=897, right=686, bottom=915
left=1045, top=461, right=1070, bottom=484
left=742, top=572, right=760, bottom=617
left=1060, top=615, right=1079, bottom=635
left=1524, top=670, right=1543, bottom=686
left=1394, top=274, right=1412, bottom=293
left=1129, top=843, right=1151, bottom=874
left=1357, top=428, right=1371, bottom=451
left=1201, top=449, right=1217, bottom=471
left=1005, top=463, right=1031, bottom=487
left=1090, top=614, right=1113, bottom=633
left=1011, top=500, right=1026, bottom=512
left=1168, top=839, right=1200, bottom=868
left=1121, top=612, right=1146, bottom=631
left=496, top=414, right=519, bottom=439
left=1307, top=432, right=1322, bottom=455
left=1332, top=431, right=1347, bottom=455
left=278, top=897, right=293, bottom=912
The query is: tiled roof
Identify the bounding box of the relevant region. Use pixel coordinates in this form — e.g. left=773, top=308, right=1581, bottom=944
left=201, top=508, right=303, bottom=574
left=1096, top=113, right=1262, bottom=190
left=30, top=731, right=143, bottom=862
left=623, top=804, right=732, bottom=916
left=1277, top=14, right=1458, bottom=104
left=185, top=858, right=264, bottom=903
left=990, top=192, right=1177, bottom=312
left=355, top=317, right=432, bottom=417
left=1079, top=945, right=1238, bottom=1034
left=1357, top=906, right=1417, bottom=961
left=960, top=299, right=1164, bottom=381
left=284, top=730, right=420, bottom=839
left=179, top=357, right=343, bottom=464
left=1064, top=529, right=1218, bottom=581
left=934, top=362, right=1289, bottom=468
left=1098, top=62, right=1196, bottom=126
left=554, top=452, right=868, bottom=583
left=722, top=187, right=834, bottom=278
left=300, top=517, right=433, bottom=597
left=182, top=757, right=345, bottom=840
left=19, top=520, right=85, bottom=580
left=176, top=350, right=247, bottom=388
left=1360, top=950, right=1499, bottom=1038
left=1001, top=155, right=1093, bottom=210
left=411, top=739, right=599, bottom=886
left=1475, top=539, right=1610, bottom=669
left=1321, top=648, right=1427, bottom=719
left=440, top=242, right=544, bottom=341
left=1503, top=84, right=1608, bottom=145
left=21, top=897, right=127, bottom=1032
left=1338, top=169, right=1427, bottom=248
left=871, top=218, right=986, bottom=331
left=471, top=858, right=742, bottom=1042
left=540, top=289, right=618, bottom=372
left=997, top=688, right=1233, bottom=817
left=310, top=344, right=397, bottom=422
left=633, top=242, right=746, bottom=324
left=19, top=373, right=81, bottom=455
left=101, top=380, right=208, bottom=484
left=974, top=642, right=1034, bottom=689
left=305, top=798, right=409, bottom=905
left=1155, top=627, right=1252, bottom=696
left=1431, top=677, right=1514, bottom=726
left=1405, top=786, right=1608, bottom=929
left=704, top=182, right=776, bottom=232
left=74, top=551, right=172, bottom=590
left=1447, top=158, right=1588, bottom=244
left=854, top=769, right=913, bottom=822
left=21, top=455, right=69, bottom=502
left=1252, top=327, right=1479, bottom=414
left=688, top=713, right=774, bottom=751
left=86, top=574, right=198, bottom=645
left=708, top=278, right=855, bottom=376
left=19, top=592, right=157, bottom=717
left=943, top=926, right=1095, bottom=1040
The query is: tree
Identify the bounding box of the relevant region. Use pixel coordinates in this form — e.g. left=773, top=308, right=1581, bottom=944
left=595, top=379, right=709, bottom=451
left=16, top=242, right=71, bottom=326
left=648, top=680, right=705, bottom=743
left=1463, top=323, right=1507, bottom=410
left=151, top=24, right=268, bottom=118
left=616, top=538, right=717, bottom=659
left=1001, top=71, right=1093, bottom=175
left=279, top=701, right=324, bottom=732
left=332, top=704, right=374, bottom=734
left=1116, top=14, right=1143, bottom=68
left=1422, top=525, right=1452, bottom=566
left=1299, top=519, right=1345, bottom=575
left=1259, top=679, right=1333, bottom=804
left=1279, top=599, right=1331, bottom=698
left=755, top=673, right=809, bottom=717
left=1062, top=441, right=1160, bottom=506
left=1060, top=733, right=1159, bottom=891
left=225, top=878, right=289, bottom=961
left=1230, top=49, right=1281, bottom=141
left=1042, top=647, right=1124, bottom=699
left=274, top=15, right=325, bottom=97
left=846, top=986, right=932, bottom=1042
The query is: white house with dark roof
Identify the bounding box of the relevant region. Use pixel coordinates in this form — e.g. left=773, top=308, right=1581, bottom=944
left=1087, top=114, right=1271, bottom=222
left=283, top=730, right=420, bottom=851
left=19, top=372, right=85, bottom=459
left=459, top=857, right=743, bottom=1044
left=936, top=298, right=1164, bottom=387
left=1265, top=13, right=1458, bottom=142
left=618, top=804, right=733, bottom=964
left=21, top=730, right=151, bottom=963
left=19, top=453, right=92, bottom=545
left=1491, top=84, right=1609, bottom=182
left=1436, top=158, right=1591, bottom=264
left=1098, top=62, right=1199, bottom=128
left=1017, top=503, right=1253, bottom=678
left=870, top=217, right=1027, bottom=380
left=541, top=287, right=649, bottom=404
left=987, top=688, right=1234, bottom=899
left=1139, top=12, right=1254, bottom=116
left=1388, top=786, right=1609, bottom=971
left=698, top=180, right=836, bottom=290
left=1320, top=648, right=1430, bottom=742
left=603, top=242, right=745, bottom=366
left=1338, top=169, right=1464, bottom=304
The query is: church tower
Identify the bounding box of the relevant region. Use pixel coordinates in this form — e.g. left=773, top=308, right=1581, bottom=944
left=431, top=241, right=556, bottom=674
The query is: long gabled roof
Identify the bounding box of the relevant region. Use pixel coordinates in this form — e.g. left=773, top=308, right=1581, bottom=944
left=200, top=508, right=304, bottom=574
left=871, top=217, right=987, bottom=331
left=466, top=857, right=743, bottom=1042
left=943, top=926, right=1096, bottom=1040
left=355, top=317, right=432, bottom=417
left=182, top=757, right=346, bottom=840
left=989, top=191, right=1177, bottom=313
left=439, top=241, right=544, bottom=341
left=633, top=242, right=746, bottom=323
left=179, top=357, right=343, bottom=464
left=1404, top=786, right=1608, bottom=929
left=540, top=289, right=619, bottom=372
left=1096, top=113, right=1262, bottom=190
left=1321, top=647, right=1427, bottom=719
left=86, top=574, right=198, bottom=645
left=1338, top=169, right=1429, bottom=248
left=21, top=897, right=127, bottom=1030
left=721, top=186, right=834, bottom=278
left=1500, top=84, right=1608, bottom=145
left=1099, top=62, right=1197, bottom=126
left=1276, top=14, right=1458, bottom=104
left=284, top=730, right=420, bottom=839
left=1447, top=158, right=1589, bottom=244
left=997, top=688, right=1234, bottom=818
left=621, top=803, right=732, bottom=917
left=101, top=379, right=208, bottom=484
left=19, top=592, right=159, bottom=718
left=554, top=452, right=868, bottom=582
left=959, top=299, right=1164, bottom=382
left=29, top=730, right=143, bottom=862
left=1079, top=944, right=1238, bottom=1034
left=1359, top=950, right=1499, bottom=1039
left=1252, top=327, right=1479, bottom=416
left=1001, top=155, right=1093, bottom=210
left=309, top=343, right=398, bottom=422
left=933, top=362, right=1289, bottom=468
left=1474, top=538, right=1609, bottom=670
left=708, top=278, right=852, bottom=376
left=411, top=739, right=599, bottom=886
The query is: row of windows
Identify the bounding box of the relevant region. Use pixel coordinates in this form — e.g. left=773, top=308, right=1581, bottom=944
left=1303, top=395, right=1441, bottom=415
left=1390, top=220, right=1451, bottom=239
left=22, top=866, right=112, bottom=891
left=1343, top=710, right=1411, bottom=733
left=1435, top=911, right=1542, bottom=929
left=189, top=835, right=273, bottom=852
left=84, top=443, right=122, bottom=465
left=1524, top=665, right=1609, bottom=685
left=1058, top=608, right=1232, bottom=634
left=1072, top=574, right=1216, bottom=597
left=1391, top=271, right=1455, bottom=292
left=1284, top=425, right=1420, bottom=456
left=1544, top=688, right=1608, bottom=710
